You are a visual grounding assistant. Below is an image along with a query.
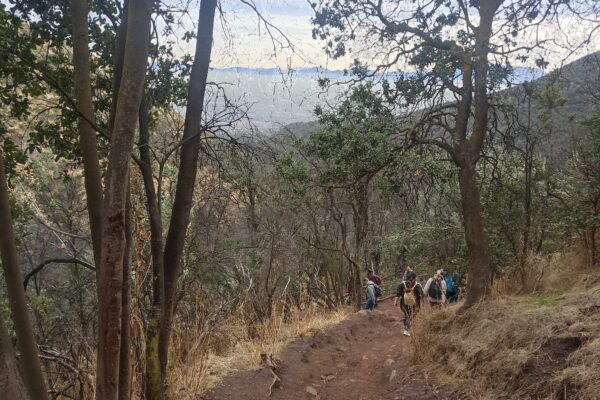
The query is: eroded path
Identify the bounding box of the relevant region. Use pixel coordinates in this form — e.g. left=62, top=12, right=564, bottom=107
left=203, top=301, right=464, bottom=400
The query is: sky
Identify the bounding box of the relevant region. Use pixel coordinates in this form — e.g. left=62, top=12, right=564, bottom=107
left=172, top=0, right=351, bottom=69
left=168, top=0, right=600, bottom=71
left=165, top=0, right=600, bottom=129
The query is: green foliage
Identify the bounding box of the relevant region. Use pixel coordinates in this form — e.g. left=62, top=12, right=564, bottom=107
left=303, top=85, right=397, bottom=184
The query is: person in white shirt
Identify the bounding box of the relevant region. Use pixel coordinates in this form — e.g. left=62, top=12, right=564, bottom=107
left=423, top=270, right=446, bottom=307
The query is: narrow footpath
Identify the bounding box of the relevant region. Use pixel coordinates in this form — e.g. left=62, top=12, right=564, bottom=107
left=203, top=301, right=465, bottom=400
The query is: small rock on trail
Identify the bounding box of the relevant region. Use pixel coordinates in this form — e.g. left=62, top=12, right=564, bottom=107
left=203, top=301, right=465, bottom=400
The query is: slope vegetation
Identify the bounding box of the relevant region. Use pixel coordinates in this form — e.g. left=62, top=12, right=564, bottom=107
left=413, top=272, right=600, bottom=399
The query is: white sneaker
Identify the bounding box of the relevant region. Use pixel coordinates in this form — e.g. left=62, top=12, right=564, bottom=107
left=403, top=329, right=410, bottom=337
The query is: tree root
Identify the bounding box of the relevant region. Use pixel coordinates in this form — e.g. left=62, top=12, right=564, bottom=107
left=261, top=353, right=281, bottom=397
left=268, top=369, right=281, bottom=397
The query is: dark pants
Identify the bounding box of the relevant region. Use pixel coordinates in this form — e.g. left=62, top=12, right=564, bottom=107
left=447, top=292, right=458, bottom=303
left=365, top=299, right=375, bottom=310
left=400, top=304, right=414, bottom=330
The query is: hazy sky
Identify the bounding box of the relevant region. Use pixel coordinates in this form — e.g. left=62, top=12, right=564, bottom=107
left=170, top=0, right=350, bottom=69
left=163, top=0, right=600, bottom=71
left=176, top=0, right=598, bottom=71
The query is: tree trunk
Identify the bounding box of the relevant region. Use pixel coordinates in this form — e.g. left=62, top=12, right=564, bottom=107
left=456, top=2, right=498, bottom=309
left=71, top=0, right=104, bottom=270
left=159, top=0, right=217, bottom=376
left=0, top=313, right=30, bottom=400
left=95, top=0, right=152, bottom=398
left=109, top=0, right=129, bottom=131
left=0, top=152, right=48, bottom=400
left=138, top=94, right=166, bottom=400
left=118, top=192, right=133, bottom=400
left=457, top=161, right=492, bottom=308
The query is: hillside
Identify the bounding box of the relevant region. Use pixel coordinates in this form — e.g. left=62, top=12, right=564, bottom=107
left=498, top=51, right=600, bottom=164
left=414, top=269, right=600, bottom=399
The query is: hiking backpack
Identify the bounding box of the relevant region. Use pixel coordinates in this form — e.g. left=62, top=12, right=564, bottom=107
left=403, top=282, right=417, bottom=306
left=444, top=275, right=457, bottom=295
left=428, top=279, right=442, bottom=300
left=374, top=283, right=382, bottom=298
left=371, top=274, right=382, bottom=286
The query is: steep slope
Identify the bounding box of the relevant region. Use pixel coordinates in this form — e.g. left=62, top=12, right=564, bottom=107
left=413, top=272, right=600, bottom=400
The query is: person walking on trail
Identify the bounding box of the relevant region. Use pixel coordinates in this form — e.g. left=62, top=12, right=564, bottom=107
left=364, top=278, right=377, bottom=310
left=394, top=271, right=423, bottom=337
left=367, top=270, right=383, bottom=302
left=423, top=271, right=446, bottom=307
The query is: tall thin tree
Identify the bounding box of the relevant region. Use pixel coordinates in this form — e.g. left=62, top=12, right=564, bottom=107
left=95, top=0, right=152, bottom=398
left=0, top=151, right=49, bottom=400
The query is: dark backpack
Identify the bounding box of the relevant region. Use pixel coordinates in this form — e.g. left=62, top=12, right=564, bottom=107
left=374, top=284, right=382, bottom=298
left=428, top=279, right=442, bottom=300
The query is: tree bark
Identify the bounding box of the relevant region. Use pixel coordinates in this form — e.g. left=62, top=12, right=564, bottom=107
left=71, top=0, right=104, bottom=270
left=0, top=313, right=30, bottom=400
left=159, top=0, right=217, bottom=376
left=0, top=152, right=48, bottom=400
left=95, top=0, right=152, bottom=398
left=118, top=191, right=133, bottom=400
left=457, top=161, right=492, bottom=308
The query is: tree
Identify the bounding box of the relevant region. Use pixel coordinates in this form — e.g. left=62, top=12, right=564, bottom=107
left=71, top=0, right=104, bottom=270
left=299, top=86, right=397, bottom=308
left=310, top=0, right=599, bottom=307
left=0, top=151, right=49, bottom=400
left=94, top=0, right=152, bottom=399
left=134, top=0, right=218, bottom=397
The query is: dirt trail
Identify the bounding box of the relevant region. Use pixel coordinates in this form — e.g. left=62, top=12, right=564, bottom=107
left=202, top=301, right=464, bottom=400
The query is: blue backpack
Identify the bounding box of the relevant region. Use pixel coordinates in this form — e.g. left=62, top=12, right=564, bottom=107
left=444, top=275, right=457, bottom=295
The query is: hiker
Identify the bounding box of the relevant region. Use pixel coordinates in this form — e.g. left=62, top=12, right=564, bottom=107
left=423, top=271, right=446, bottom=307
left=363, top=278, right=377, bottom=310
left=394, top=271, right=423, bottom=337
left=367, top=269, right=382, bottom=286
left=402, top=266, right=413, bottom=281
left=442, top=270, right=459, bottom=304
left=344, top=280, right=353, bottom=305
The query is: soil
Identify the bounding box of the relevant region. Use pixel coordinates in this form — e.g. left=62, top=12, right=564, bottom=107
left=202, top=301, right=465, bottom=400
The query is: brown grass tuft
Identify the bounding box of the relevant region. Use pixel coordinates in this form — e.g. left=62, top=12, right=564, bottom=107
left=492, top=248, right=590, bottom=297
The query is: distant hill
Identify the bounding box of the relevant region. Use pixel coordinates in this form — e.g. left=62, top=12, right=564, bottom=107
left=208, top=65, right=545, bottom=133
left=273, top=52, right=600, bottom=163
left=499, top=52, right=600, bottom=163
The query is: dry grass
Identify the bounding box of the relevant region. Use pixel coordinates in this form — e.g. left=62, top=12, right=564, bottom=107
left=412, top=253, right=600, bottom=400
left=167, top=305, right=351, bottom=398
left=492, top=248, right=590, bottom=297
